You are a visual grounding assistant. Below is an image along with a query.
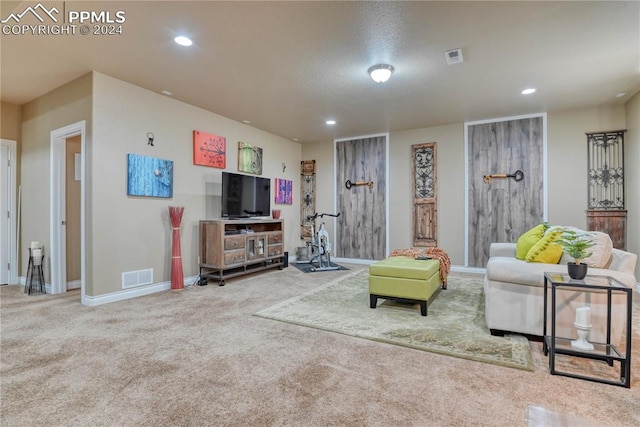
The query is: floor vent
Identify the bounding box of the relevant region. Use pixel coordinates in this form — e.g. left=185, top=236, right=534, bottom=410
left=122, top=269, right=153, bottom=289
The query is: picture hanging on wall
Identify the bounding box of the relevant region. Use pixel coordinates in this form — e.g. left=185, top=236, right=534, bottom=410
left=127, top=153, right=173, bottom=198
left=193, top=130, right=226, bottom=168
left=275, top=178, right=293, bottom=204
left=238, top=141, right=263, bottom=175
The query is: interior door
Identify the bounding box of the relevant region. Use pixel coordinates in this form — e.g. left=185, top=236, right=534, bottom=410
left=65, top=136, right=81, bottom=287
left=335, top=135, right=387, bottom=260
left=0, top=143, right=9, bottom=284
left=467, top=115, right=544, bottom=267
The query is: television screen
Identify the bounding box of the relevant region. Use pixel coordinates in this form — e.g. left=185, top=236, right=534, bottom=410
left=221, top=172, right=271, bottom=218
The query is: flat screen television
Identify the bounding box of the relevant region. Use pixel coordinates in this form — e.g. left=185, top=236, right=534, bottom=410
left=221, top=172, right=271, bottom=218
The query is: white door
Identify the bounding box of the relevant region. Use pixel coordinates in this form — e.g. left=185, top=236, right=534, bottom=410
left=0, top=139, right=17, bottom=286
left=0, top=143, right=9, bottom=284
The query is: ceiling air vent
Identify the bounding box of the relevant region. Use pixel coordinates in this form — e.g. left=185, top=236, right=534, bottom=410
left=444, top=48, right=464, bottom=65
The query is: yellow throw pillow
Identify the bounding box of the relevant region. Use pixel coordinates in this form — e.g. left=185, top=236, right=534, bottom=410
left=516, top=224, right=546, bottom=260
left=525, top=231, right=563, bottom=264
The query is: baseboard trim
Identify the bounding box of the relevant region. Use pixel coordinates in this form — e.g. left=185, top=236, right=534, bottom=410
left=18, top=276, right=52, bottom=294
left=451, top=266, right=485, bottom=275
left=333, top=257, right=376, bottom=265
left=83, top=275, right=198, bottom=306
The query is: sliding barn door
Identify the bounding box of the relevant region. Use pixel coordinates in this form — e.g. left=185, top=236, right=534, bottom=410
left=336, top=136, right=386, bottom=260
left=467, top=116, right=544, bottom=268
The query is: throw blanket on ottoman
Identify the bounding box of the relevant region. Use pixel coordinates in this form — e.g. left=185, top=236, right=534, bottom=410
left=389, top=247, right=451, bottom=288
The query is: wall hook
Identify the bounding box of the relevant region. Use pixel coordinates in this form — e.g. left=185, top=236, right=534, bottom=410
left=147, top=132, right=155, bottom=146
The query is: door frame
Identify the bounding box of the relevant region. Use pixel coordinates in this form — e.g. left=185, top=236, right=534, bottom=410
left=333, top=132, right=389, bottom=262
left=463, top=113, right=547, bottom=268
left=50, top=121, right=86, bottom=300
left=0, top=139, right=18, bottom=285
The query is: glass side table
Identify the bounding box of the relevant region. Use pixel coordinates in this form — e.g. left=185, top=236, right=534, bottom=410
left=542, top=272, right=632, bottom=388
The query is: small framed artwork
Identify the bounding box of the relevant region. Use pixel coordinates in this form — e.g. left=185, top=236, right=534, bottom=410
left=127, top=154, right=173, bottom=198
left=193, top=130, right=226, bottom=168
left=275, top=178, right=293, bottom=204
left=238, top=141, right=263, bottom=175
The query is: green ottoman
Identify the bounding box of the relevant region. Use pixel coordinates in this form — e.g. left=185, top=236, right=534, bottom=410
left=368, top=256, right=442, bottom=316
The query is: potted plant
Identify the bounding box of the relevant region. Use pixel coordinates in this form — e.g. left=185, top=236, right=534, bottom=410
left=556, top=229, right=595, bottom=279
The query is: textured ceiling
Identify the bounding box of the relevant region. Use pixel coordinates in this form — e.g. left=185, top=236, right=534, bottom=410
left=1, top=1, right=639, bottom=143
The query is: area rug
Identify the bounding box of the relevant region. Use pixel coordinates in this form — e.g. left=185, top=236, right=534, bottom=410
left=255, top=270, right=534, bottom=371
left=292, top=261, right=349, bottom=273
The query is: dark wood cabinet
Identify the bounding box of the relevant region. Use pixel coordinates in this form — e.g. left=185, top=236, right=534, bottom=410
left=587, top=210, right=627, bottom=250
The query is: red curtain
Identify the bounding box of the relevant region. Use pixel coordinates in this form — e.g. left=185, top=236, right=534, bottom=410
left=169, top=206, right=185, bottom=291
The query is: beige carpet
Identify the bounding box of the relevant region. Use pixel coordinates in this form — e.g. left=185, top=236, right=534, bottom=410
left=1, top=264, right=639, bottom=426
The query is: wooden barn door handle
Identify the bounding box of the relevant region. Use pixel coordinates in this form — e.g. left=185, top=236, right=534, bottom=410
left=345, top=180, right=374, bottom=190
left=483, top=170, right=524, bottom=184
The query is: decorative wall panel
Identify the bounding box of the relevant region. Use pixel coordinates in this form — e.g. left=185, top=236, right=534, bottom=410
left=412, top=143, right=437, bottom=247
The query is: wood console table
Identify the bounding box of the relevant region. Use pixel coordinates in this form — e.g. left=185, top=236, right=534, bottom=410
left=199, top=219, right=284, bottom=286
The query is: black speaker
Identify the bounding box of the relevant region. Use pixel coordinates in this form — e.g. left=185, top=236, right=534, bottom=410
left=283, top=251, right=289, bottom=268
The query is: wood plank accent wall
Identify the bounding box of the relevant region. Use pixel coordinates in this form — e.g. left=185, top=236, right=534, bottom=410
left=467, top=116, right=544, bottom=267
left=336, top=136, right=386, bottom=260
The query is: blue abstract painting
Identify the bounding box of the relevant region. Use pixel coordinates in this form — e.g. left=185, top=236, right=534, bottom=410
left=127, top=154, right=173, bottom=198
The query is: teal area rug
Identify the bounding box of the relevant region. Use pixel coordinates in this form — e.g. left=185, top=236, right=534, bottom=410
left=255, top=270, right=533, bottom=371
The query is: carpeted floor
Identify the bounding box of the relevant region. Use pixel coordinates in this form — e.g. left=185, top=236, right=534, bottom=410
left=256, top=269, right=533, bottom=371
left=1, top=264, right=639, bottom=426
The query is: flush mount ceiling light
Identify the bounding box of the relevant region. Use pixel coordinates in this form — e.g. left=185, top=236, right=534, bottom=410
left=521, top=88, right=537, bottom=95
left=174, top=36, right=193, bottom=46
left=326, top=120, right=336, bottom=125
left=368, top=64, right=394, bottom=83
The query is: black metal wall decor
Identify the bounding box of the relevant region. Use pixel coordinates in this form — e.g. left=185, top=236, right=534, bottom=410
left=587, top=130, right=625, bottom=210
left=414, top=145, right=435, bottom=198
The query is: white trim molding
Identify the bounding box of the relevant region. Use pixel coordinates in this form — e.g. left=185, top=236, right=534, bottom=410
left=82, top=276, right=198, bottom=306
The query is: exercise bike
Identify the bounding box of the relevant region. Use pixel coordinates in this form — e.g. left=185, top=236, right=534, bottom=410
left=297, top=212, right=341, bottom=271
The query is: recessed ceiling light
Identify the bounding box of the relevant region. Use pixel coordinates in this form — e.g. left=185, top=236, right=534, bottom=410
left=174, top=36, right=192, bottom=46
left=292, top=138, right=299, bottom=142
left=615, top=92, right=626, bottom=98
left=521, top=88, right=536, bottom=95
left=242, top=120, right=251, bottom=124
left=160, top=90, right=173, bottom=96
left=326, top=120, right=336, bottom=125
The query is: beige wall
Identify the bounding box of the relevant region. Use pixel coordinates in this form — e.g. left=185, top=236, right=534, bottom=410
left=298, top=141, right=338, bottom=248
left=304, top=106, right=633, bottom=272
left=546, top=105, right=626, bottom=228
left=91, top=72, right=301, bottom=296
left=1, top=102, right=22, bottom=141
left=15, top=70, right=639, bottom=299
left=624, top=92, right=639, bottom=278
left=389, top=124, right=465, bottom=264
left=20, top=74, right=92, bottom=282
left=1, top=102, right=22, bottom=216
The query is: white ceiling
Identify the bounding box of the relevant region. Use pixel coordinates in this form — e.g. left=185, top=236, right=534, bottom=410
left=1, top=1, right=639, bottom=143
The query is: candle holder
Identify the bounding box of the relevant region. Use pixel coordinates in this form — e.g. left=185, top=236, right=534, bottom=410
left=571, top=305, right=594, bottom=351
